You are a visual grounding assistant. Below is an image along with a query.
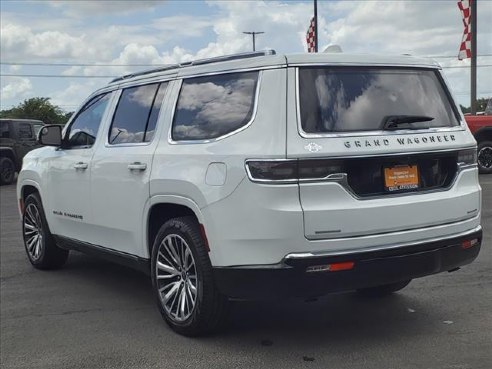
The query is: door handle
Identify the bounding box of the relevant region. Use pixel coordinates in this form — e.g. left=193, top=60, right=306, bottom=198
left=128, top=162, right=147, bottom=171
left=73, top=162, right=88, bottom=170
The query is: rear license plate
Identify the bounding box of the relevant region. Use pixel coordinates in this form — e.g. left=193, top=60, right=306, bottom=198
left=384, top=165, right=419, bottom=192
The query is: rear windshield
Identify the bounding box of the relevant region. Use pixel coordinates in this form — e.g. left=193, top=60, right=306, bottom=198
left=299, top=67, right=459, bottom=133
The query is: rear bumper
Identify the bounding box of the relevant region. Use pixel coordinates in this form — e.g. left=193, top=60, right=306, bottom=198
left=213, top=226, right=482, bottom=300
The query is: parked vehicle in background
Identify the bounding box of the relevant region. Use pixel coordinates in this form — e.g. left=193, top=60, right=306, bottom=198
left=17, top=51, right=482, bottom=336
left=465, top=99, right=492, bottom=173
left=0, top=119, right=44, bottom=185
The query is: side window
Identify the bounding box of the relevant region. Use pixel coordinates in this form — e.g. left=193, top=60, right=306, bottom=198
left=0, top=122, right=9, bottom=138
left=66, top=93, right=111, bottom=148
left=18, top=124, right=33, bottom=140
left=172, top=71, right=259, bottom=141
left=32, top=124, right=43, bottom=138
left=108, top=82, right=168, bottom=145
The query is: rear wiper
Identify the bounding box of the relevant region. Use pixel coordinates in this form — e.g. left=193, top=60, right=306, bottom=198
left=382, top=115, right=434, bottom=130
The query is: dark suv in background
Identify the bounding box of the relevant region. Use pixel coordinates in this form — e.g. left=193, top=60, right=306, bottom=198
left=0, top=119, right=44, bottom=185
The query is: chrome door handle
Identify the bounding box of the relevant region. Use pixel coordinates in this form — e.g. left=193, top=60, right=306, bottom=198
left=128, top=162, right=147, bottom=171
left=73, top=162, right=88, bottom=170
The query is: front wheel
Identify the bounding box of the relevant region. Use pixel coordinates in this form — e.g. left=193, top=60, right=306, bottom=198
left=151, top=217, right=228, bottom=336
left=356, top=280, right=411, bottom=297
left=22, top=193, right=69, bottom=269
left=477, top=140, right=492, bottom=174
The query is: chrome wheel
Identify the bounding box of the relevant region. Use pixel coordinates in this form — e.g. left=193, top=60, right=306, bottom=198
left=156, top=234, right=198, bottom=322
left=478, top=145, right=492, bottom=169
left=24, top=203, right=43, bottom=261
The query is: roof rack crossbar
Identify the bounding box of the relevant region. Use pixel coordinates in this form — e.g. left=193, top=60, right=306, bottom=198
left=109, top=49, right=276, bottom=84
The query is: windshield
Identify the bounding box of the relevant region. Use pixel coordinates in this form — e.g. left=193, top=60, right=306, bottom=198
left=299, top=67, right=460, bottom=133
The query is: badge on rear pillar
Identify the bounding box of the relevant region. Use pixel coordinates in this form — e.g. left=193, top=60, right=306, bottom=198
left=304, top=142, right=322, bottom=152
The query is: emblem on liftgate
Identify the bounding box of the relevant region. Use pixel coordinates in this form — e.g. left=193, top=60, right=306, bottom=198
left=304, top=142, right=322, bottom=153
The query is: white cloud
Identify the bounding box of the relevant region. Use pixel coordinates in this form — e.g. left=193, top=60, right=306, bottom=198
left=48, top=0, right=161, bottom=17
left=1, top=77, right=32, bottom=100
left=0, top=22, right=98, bottom=60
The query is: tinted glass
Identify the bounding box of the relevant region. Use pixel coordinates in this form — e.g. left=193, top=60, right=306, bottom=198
left=172, top=71, right=258, bottom=141
left=32, top=124, right=43, bottom=138
left=299, top=68, right=459, bottom=133
left=144, top=82, right=168, bottom=142
left=67, top=93, right=111, bottom=147
left=109, top=84, right=160, bottom=144
left=0, top=122, right=9, bottom=138
left=18, top=124, right=33, bottom=139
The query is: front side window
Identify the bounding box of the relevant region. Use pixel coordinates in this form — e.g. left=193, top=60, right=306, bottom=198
left=299, top=67, right=459, bottom=134
left=32, top=124, right=43, bottom=138
left=108, top=82, right=167, bottom=145
left=66, top=93, right=111, bottom=148
left=17, top=124, right=33, bottom=139
left=172, top=71, right=259, bottom=141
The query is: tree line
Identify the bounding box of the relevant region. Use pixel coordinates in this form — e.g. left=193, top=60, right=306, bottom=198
left=0, top=98, right=73, bottom=125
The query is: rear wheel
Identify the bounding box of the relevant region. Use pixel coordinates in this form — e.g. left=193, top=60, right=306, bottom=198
left=0, top=157, right=15, bottom=185
left=23, top=193, right=69, bottom=269
left=477, top=140, right=492, bottom=174
left=356, top=280, right=411, bottom=297
left=151, top=216, right=228, bottom=336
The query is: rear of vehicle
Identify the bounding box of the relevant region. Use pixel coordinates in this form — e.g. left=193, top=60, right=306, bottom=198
left=464, top=114, right=492, bottom=174
left=0, top=119, right=44, bottom=185
left=212, top=54, right=482, bottom=299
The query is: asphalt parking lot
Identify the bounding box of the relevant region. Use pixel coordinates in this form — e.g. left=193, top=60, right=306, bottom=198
left=1, top=178, right=491, bottom=369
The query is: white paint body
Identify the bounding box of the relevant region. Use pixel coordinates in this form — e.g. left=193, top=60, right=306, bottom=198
left=17, top=53, right=482, bottom=267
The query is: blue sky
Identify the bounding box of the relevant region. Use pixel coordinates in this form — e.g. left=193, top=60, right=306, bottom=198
left=1, top=0, right=491, bottom=111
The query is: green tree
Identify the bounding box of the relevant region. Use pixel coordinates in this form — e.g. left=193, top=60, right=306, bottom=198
left=460, top=97, right=491, bottom=114
left=0, top=97, right=72, bottom=125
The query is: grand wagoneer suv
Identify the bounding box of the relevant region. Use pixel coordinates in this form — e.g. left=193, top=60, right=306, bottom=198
left=17, top=50, right=482, bottom=336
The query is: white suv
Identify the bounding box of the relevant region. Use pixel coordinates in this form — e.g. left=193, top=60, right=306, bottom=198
left=17, top=51, right=482, bottom=336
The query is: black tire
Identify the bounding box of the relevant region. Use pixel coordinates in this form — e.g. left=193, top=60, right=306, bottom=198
left=356, top=280, right=411, bottom=297
left=477, top=140, right=492, bottom=174
left=0, top=157, right=16, bottom=185
left=151, top=216, right=228, bottom=336
left=22, top=193, right=69, bottom=269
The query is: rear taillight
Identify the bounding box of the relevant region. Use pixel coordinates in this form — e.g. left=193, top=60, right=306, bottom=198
left=457, top=148, right=477, bottom=166
left=246, top=159, right=344, bottom=183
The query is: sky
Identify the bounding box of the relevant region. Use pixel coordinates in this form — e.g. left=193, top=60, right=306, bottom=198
left=1, top=0, right=491, bottom=112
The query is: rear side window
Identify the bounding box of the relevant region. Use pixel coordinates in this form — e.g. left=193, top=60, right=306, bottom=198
left=299, top=68, right=459, bottom=133
left=172, top=71, right=259, bottom=141
left=1, top=122, right=10, bottom=138
left=109, top=82, right=168, bottom=144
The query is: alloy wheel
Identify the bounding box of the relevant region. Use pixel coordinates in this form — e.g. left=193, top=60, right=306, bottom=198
left=478, top=146, right=492, bottom=169
left=155, top=234, right=198, bottom=322
left=23, top=203, right=43, bottom=260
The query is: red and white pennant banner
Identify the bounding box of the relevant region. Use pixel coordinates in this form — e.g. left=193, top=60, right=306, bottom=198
left=306, top=17, right=316, bottom=53
left=457, top=0, right=472, bottom=60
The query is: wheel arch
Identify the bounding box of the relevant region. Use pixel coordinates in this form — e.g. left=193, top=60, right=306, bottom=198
left=145, top=195, right=206, bottom=258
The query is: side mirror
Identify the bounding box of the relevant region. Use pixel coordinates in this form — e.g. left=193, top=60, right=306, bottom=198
left=38, top=125, right=62, bottom=146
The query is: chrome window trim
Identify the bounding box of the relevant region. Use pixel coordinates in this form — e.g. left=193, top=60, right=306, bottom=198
left=294, top=67, right=467, bottom=139
left=283, top=224, right=482, bottom=260
left=168, top=70, right=263, bottom=145
left=105, top=82, right=169, bottom=148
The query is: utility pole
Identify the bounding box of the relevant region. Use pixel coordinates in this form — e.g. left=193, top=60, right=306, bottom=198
left=470, top=0, right=477, bottom=114
left=243, top=31, right=264, bottom=51
left=314, top=0, right=318, bottom=52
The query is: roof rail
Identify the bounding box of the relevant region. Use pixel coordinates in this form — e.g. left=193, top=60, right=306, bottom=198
left=110, top=49, right=276, bottom=84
